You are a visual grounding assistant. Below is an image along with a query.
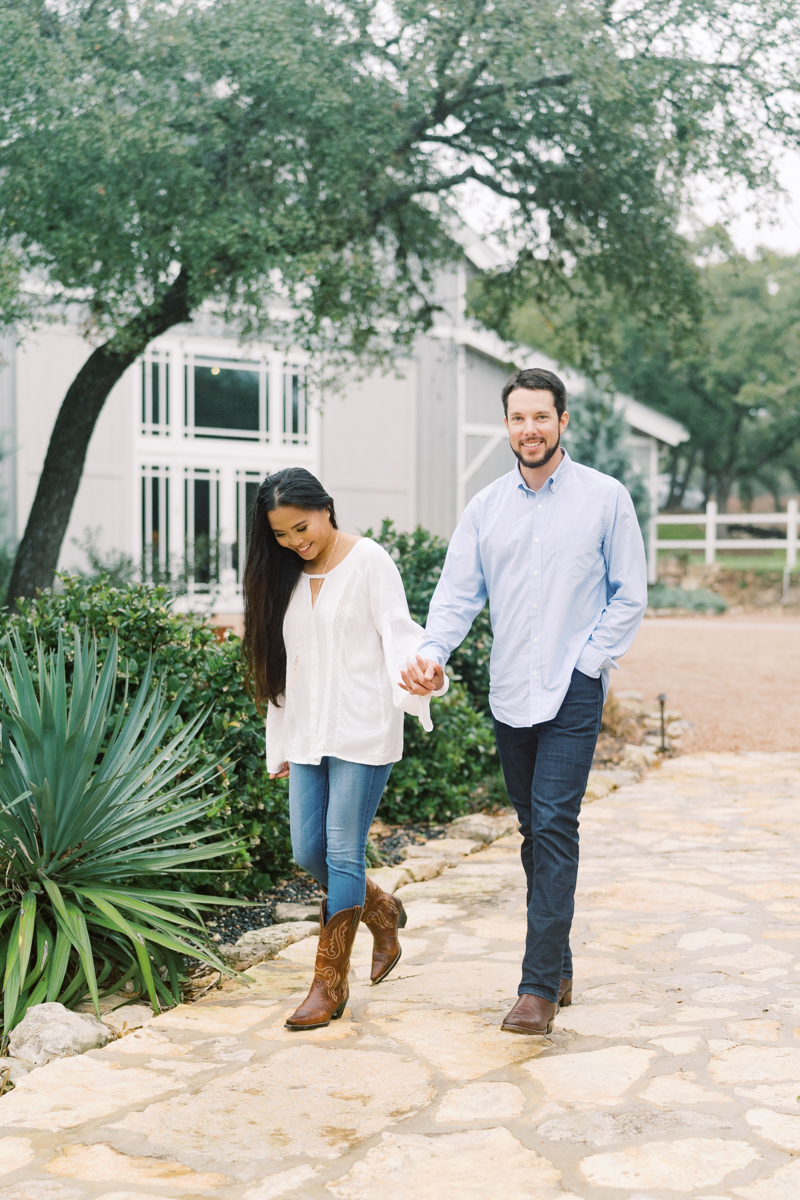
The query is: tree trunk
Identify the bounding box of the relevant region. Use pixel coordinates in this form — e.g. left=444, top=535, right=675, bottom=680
left=6, top=270, right=191, bottom=601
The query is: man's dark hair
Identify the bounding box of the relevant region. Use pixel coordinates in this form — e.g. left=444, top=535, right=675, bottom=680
left=502, top=367, right=567, bottom=418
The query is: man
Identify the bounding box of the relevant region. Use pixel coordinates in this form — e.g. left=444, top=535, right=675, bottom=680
left=402, top=367, right=647, bottom=1035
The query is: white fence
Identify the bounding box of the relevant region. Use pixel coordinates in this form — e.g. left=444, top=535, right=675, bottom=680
left=648, top=499, right=799, bottom=585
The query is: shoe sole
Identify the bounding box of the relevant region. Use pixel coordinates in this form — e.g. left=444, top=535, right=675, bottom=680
left=284, top=998, right=347, bottom=1031
left=370, top=898, right=407, bottom=985
left=501, top=1019, right=555, bottom=1035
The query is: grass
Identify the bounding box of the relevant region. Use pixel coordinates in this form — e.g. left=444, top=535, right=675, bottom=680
left=656, top=550, right=791, bottom=572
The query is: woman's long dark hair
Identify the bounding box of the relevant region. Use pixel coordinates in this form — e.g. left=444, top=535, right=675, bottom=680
left=242, top=468, right=337, bottom=712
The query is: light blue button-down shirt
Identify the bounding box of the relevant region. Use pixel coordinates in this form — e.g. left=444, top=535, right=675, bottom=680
left=418, top=450, right=648, bottom=727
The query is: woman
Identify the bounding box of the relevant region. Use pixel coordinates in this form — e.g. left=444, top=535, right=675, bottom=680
left=242, top=467, right=447, bottom=1030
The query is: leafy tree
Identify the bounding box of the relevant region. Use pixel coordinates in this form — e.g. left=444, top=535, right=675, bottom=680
left=603, top=247, right=800, bottom=512
left=3, top=0, right=800, bottom=596
left=564, top=387, right=650, bottom=531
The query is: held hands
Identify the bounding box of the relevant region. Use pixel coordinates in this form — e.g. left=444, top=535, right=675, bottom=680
left=270, top=762, right=290, bottom=779
left=400, top=655, right=444, bottom=696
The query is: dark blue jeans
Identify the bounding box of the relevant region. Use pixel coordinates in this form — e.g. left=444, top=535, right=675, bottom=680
left=289, top=758, right=394, bottom=916
left=493, top=668, right=604, bottom=1004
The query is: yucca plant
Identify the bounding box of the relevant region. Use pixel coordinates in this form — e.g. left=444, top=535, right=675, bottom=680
left=0, top=629, right=247, bottom=1037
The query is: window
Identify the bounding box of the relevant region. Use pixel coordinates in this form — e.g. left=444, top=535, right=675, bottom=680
left=234, top=471, right=261, bottom=578
left=184, top=468, right=220, bottom=587
left=141, top=351, right=169, bottom=433
left=141, top=466, right=170, bottom=581
left=283, top=364, right=308, bottom=445
left=186, top=356, right=265, bottom=440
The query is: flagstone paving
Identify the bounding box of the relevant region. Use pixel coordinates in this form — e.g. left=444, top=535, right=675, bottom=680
left=1, top=751, right=799, bottom=1199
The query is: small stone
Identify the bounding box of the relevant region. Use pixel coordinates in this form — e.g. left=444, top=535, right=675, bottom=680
left=326, top=1128, right=563, bottom=1199
left=243, top=1166, right=320, bottom=1198
left=0, top=1138, right=35, bottom=1176
left=401, top=857, right=447, bottom=883
left=558, top=1002, right=656, bottom=1039
left=708, top=1045, right=800, bottom=1085
left=8, top=1003, right=112, bottom=1070
left=538, top=1109, right=728, bottom=1147
left=445, top=814, right=516, bottom=843
left=364, top=866, right=413, bottom=893
left=0, top=1056, right=183, bottom=1132
left=677, top=928, right=750, bottom=950
left=744, top=1107, right=800, bottom=1151
left=621, top=744, right=659, bottom=769
left=580, top=1137, right=760, bottom=1190
left=273, top=903, right=319, bottom=922
left=583, top=771, right=618, bottom=802
left=639, top=1071, right=733, bottom=1107
left=733, top=1082, right=800, bottom=1109
left=101, top=1006, right=155, bottom=1036
left=435, top=1082, right=525, bottom=1122
left=403, top=839, right=482, bottom=860
left=0, top=1185, right=83, bottom=1200
left=647, top=1036, right=702, bottom=1055
left=368, top=1007, right=538, bottom=1080
left=725, top=1019, right=781, bottom=1042
left=732, top=1157, right=800, bottom=1199
left=107, top=1047, right=434, bottom=1164
left=523, top=1046, right=656, bottom=1106
left=45, top=1142, right=229, bottom=1188
left=235, top=922, right=317, bottom=949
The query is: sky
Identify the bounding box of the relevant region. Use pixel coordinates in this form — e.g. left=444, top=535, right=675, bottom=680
left=688, top=148, right=800, bottom=258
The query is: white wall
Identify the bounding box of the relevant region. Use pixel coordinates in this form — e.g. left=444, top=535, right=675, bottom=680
left=319, top=359, right=417, bottom=535
left=14, top=326, right=134, bottom=570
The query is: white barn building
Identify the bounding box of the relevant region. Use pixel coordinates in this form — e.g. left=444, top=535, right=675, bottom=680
left=0, top=246, right=686, bottom=607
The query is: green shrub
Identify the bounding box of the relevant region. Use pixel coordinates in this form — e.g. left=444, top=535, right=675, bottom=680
left=0, top=631, right=243, bottom=1031
left=1, top=576, right=292, bottom=897
left=648, top=583, right=726, bottom=613
left=379, top=681, right=498, bottom=824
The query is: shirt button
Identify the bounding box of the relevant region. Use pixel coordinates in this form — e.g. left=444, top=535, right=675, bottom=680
left=533, top=670, right=538, bottom=676
left=534, top=638, right=538, bottom=643
left=537, top=504, right=542, bottom=509
left=533, top=570, right=538, bottom=576
left=534, top=537, right=539, bottom=542
left=533, top=604, right=538, bottom=610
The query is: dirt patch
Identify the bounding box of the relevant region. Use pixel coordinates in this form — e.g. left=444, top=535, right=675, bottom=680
left=618, top=614, right=800, bottom=752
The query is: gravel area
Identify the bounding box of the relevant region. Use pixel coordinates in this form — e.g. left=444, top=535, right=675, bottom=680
left=617, top=611, right=800, bottom=752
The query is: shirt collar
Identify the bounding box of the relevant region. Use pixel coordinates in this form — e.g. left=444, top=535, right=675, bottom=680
left=515, top=448, right=572, bottom=496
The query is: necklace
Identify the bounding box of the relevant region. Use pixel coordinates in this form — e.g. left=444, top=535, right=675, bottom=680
left=288, top=530, right=340, bottom=691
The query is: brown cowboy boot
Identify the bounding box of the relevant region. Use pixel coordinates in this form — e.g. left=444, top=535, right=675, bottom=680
left=361, top=877, right=407, bottom=985
left=559, top=978, right=573, bottom=1007
left=284, top=902, right=362, bottom=1030
left=501, top=993, right=559, bottom=1035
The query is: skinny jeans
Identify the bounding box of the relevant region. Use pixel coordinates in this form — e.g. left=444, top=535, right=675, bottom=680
left=289, top=757, right=394, bottom=916
left=493, top=668, right=604, bottom=1004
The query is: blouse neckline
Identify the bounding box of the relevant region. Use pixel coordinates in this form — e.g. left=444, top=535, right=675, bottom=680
left=303, top=537, right=366, bottom=579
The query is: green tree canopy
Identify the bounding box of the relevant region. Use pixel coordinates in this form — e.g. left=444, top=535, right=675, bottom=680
left=2, top=0, right=800, bottom=595
left=600, top=245, right=800, bottom=512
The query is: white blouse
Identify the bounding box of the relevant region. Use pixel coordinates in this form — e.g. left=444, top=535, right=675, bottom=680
left=265, top=538, right=448, bottom=772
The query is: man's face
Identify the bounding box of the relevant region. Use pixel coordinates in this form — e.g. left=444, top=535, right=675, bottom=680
left=504, top=388, right=569, bottom=469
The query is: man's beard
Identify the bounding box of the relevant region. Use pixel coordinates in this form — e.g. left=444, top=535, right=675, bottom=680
left=512, top=433, right=561, bottom=470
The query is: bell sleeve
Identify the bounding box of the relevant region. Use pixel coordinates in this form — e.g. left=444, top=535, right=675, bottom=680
left=367, top=545, right=449, bottom=731
left=265, top=699, right=288, bottom=774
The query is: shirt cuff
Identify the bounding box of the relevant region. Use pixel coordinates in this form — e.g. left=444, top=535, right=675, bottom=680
left=575, top=642, right=617, bottom=678
left=416, top=641, right=447, bottom=667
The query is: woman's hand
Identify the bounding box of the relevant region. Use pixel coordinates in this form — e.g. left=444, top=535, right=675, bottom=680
left=400, top=655, right=444, bottom=695
left=270, top=762, right=290, bottom=779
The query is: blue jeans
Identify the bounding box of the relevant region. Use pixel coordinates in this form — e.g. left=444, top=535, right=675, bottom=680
left=289, top=758, right=394, bottom=917
left=493, top=668, right=604, bottom=1004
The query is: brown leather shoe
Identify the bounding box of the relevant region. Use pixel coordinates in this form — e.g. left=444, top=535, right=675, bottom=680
left=285, top=902, right=362, bottom=1030
left=501, top=993, right=559, bottom=1035
left=361, top=877, right=407, bottom=985
left=559, top=978, right=573, bottom=1007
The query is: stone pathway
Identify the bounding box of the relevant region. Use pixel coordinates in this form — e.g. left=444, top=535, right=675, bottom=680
left=1, top=752, right=799, bottom=1200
